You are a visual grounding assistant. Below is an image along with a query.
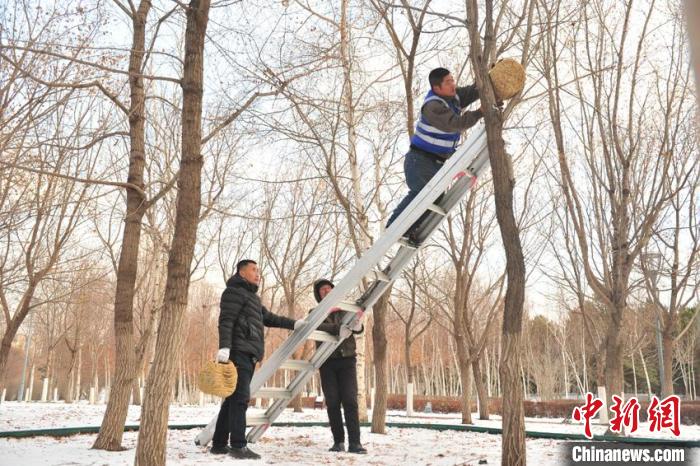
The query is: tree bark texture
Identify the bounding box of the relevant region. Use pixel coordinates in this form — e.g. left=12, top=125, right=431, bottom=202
left=134, top=1, right=210, bottom=464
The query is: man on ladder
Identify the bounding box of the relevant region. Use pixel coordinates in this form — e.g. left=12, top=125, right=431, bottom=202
left=386, top=67, right=485, bottom=246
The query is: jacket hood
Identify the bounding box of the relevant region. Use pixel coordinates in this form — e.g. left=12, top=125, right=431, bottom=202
left=226, top=273, right=259, bottom=293
left=313, top=279, right=334, bottom=303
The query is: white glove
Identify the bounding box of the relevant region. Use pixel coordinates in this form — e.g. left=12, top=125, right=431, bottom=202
left=351, top=319, right=363, bottom=332
left=216, top=348, right=230, bottom=363
left=351, top=310, right=364, bottom=332
left=294, top=320, right=306, bottom=330
left=339, top=326, right=352, bottom=340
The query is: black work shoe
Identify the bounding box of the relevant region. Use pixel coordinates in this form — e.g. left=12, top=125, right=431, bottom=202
left=348, top=442, right=367, bottom=454
left=229, top=446, right=261, bottom=459
left=329, top=442, right=345, bottom=452
left=209, top=445, right=230, bottom=454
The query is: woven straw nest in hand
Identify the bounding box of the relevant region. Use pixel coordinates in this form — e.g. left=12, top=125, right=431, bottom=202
left=489, top=58, right=526, bottom=100
left=198, top=360, right=238, bottom=398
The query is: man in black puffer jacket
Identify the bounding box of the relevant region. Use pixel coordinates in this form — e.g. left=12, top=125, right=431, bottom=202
left=211, top=259, right=303, bottom=460
left=312, top=278, right=367, bottom=454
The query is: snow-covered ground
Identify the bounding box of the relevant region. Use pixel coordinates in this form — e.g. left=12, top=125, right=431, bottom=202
left=1, top=401, right=698, bottom=465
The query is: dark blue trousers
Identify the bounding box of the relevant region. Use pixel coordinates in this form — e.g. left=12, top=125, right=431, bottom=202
left=212, top=352, right=256, bottom=448
left=387, top=149, right=444, bottom=233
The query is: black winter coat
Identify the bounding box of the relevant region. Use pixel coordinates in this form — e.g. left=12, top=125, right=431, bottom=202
left=315, top=311, right=363, bottom=359
left=218, top=274, right=295, bottom=361
left=311, top=279, right=363, bottom=360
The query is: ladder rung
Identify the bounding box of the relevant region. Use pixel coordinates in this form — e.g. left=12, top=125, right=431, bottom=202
left=308, top=330, right=339, bottom=343
left=371, top=270, right=391, bottom=282
left=398, top=238, right=419, bottom=250
left=279, top=360, right=314, bottom=371
left=255, top=387, right=292, bottom=399
left=337, top=301, right=363, bottom=313
left=246, top=413, right=270, bottom=426
left=427, top=203, right=447, bottom=216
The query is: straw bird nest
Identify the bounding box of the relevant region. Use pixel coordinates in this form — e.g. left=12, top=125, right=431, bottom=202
left=489, top=58, right=526, bottom=100
left=198, top=360, right=238, bottom=398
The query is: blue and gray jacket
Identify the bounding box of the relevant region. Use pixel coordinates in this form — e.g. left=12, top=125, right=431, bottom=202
left=409, top=85, right=482, bottom=158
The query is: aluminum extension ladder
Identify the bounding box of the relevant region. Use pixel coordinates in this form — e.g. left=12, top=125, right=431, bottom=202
left=195, top=125, right=490, bottom=446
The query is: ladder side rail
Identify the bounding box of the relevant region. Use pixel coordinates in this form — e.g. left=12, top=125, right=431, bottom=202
left=356, top=129, right=488, bottom=261
left=355, top=146, right=488, bottom=310
left=411, top=149, right=488, bottom=247
left=254, top=126, right=487, bottom=393
left=357, top=248, right=419, bottom=308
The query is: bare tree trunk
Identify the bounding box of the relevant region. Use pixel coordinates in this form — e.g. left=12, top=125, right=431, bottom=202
left=631, top=351, right=638, bottom=398
left=92, top=367, right=100, bottom=405
left=75, top=347, right=82, bottom=401
left=662, top=328, right=674, bottom=397
left=456, top=340, right=473, bottom=424
left=486, top=348, right=492, bottom=397
left=685, top=0, right=700, bottom=108
left=478, top=69, right=527, bottom=466
left=0, top=286, right=36, bottom=387
left=66, top=369, right=75, bottom=404
left=94, top=0, right=151, bottom=451
left=371, top=294, right=389, bottom=433
left=131, top=378, right=142, bottom=406
left=639, top=348, right=652, bottom=399
left=135, top=1, right=209, bottom=463
left=405, top=340, right=414, bottom=416
left=337, top=0, right=373, bottom=423
left=472, top=358, right=490, bottom=420
left=477, top=86, right=527, bottom=466
left=104, top=351, right=110, bottom=394
left=603, top=303, right=625, bottom=409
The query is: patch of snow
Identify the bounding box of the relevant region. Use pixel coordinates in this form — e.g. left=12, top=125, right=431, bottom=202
left=0, top=402, right=697, bottom=465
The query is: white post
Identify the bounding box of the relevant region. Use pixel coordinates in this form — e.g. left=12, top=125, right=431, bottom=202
left=255, top=397, right=262, bottom=408
left=41, top=378, right=49, bottom=402
left=563, top=350, right=569, bottom=399
left=406, top=382, right=414, bottom=417
left=89, top=387, right=96, bottom=405
left=597, top=386, right=609, bottom=424
left=485, top=348, right=492, bottom=397
left=53, top=387, right=58, bottom=402
left=1, top=388, right=6, bottom=403
left=75, top=347, right=82, bottom=401
left=26, top=366, right=35, bottom=401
